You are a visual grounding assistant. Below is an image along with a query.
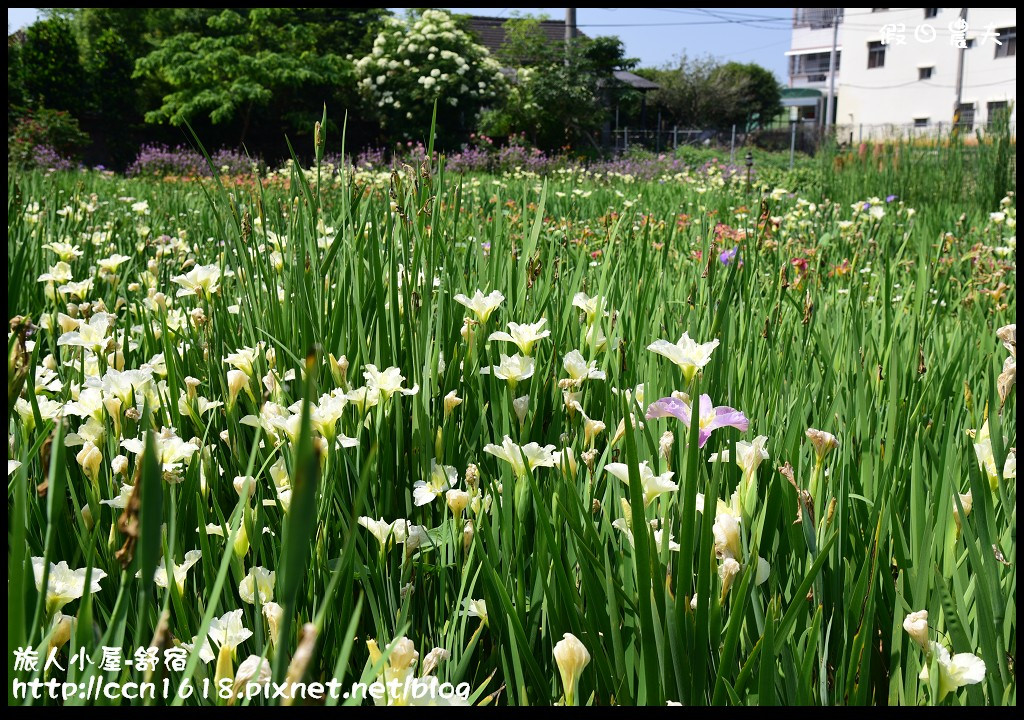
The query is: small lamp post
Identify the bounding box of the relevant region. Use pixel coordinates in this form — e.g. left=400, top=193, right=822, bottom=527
left=745, top=150, right=754, bottom=189
left=789, top=106, right=799, bottom=170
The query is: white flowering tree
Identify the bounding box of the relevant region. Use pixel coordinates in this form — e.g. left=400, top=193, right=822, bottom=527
left=354, top=10, right=507, bottom=145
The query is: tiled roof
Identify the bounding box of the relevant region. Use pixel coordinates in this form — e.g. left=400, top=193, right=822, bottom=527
left=465, top=15, right=583, bottom=58
left=464, top=15, right=657, bottom=90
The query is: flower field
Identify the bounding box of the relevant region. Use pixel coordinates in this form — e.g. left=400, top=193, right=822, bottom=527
left=6, top=134, right=1016, bottom=706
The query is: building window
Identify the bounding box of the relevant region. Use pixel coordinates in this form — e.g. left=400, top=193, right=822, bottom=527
left=995, top=27, right=1016, bottom=58
left=918, top=66, right=934, bottom=80
left=868, top=41, right=885, bottom=68
left=987, top=101, right=1009, bottom=128
left=956, top=103, right=975, bottom=132
left=914, top=118, right=929, bottom=128
left=924, top=8, right=939, bottom=19
left=790, top=51, right=841, bottom=83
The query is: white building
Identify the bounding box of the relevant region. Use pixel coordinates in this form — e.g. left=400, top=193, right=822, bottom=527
left=785, top=8, right=1016, bottom=137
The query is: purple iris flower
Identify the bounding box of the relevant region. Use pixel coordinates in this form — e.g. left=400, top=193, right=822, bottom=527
left=646, top=394, right=749, bottom=448
left=885, top=194, right=898, bottom=203
left=862, top=202, right=872, bottom=210
left=719, top=247, right=739, bottom=266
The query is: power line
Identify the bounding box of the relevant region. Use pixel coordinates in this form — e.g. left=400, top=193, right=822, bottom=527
left=644, top=8, right=792, bottom=24
left=639, top=8, right=968, bottom=31
left=718, top=38, right=791, bottom=58
left=839, top=77, right=1016, bottom=90
left=645, top=8, right=786, bottom=19
left=673, top=8, right=795, bottom=31
left=575, top=19, right=790, bottom=29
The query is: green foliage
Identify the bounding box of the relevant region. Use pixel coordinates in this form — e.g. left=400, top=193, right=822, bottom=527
left=83, top=28, right=139, bottom=164
left=18, top=17, right=88, bottom=114
left=75, top=8, right=166, bottom=60
left=976, top=101, right=1016, bottom=210
left=7, top=106, right=89, bottom=168
left=8, top=33, right=25, bottom=129
left=711, top=62, right=781, bottom=130
left=134, top=8, right=386, bottom=143
left=354, top=9, right=507, bottom=146
left=481, top=17, right=638, bottom=151
left=5, top=119, right=1015, bottom=706
left=642, top=55, right=721, bottom=129
left=647, top=55, right=781, bottom=130
left=75, top=9, right=151, bottom=124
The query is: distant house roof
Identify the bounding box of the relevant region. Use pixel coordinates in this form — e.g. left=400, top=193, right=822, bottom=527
left=613, top=70, right=659, bottom=91
left=465, top=15, right=582, bottom=58
left=466, top=16, right=658, bottom=91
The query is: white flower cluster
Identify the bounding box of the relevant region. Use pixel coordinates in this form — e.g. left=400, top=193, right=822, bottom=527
left=354, top=10, right=506, bottom=124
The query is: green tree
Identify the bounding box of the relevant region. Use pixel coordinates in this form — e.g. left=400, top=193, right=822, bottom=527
left=480, top=17, right=637, bottom=151
left=711, top=62, right=781, bottom=130
left=75, top=7, right=153, bottom=60
left=75, top=8, right=152, bottom=124
left=647, top=56, right=780, bottom=131
left=18, top=17, right=88, bottom=113
left=8, top=33, right=25, bottom=130
left=134, top=8, right=387, bottom=144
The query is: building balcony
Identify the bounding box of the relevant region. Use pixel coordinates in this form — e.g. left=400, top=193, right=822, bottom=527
left=787, top=48, right=841, bottom=88
left=792, top=8, right=843, bottom=29
left=791, top=73, right=831, bottom=85
left=789, top=72, right=839, bottom=89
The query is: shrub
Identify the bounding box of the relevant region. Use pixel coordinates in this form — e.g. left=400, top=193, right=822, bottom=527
left=126, top=144, right=263, bottom=177
left=25, top=144, right=79, bottom=171
left=480, top=21, right=635, bottom=151
left=209, top=148, right=264, bottom=176
left=126, top=143, right=206, bottom=177
left=8, top=106, right=89, bottom=169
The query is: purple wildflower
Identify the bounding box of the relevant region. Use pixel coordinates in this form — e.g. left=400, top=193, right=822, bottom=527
left=127, top=144, right=261, bottom=177
left=645, top=394, right=749, bottom=448
left=719, top=247, right=739, bottom=266
left=885, top=194, right=898, bottom=203
left=29, top=145, right=78, bottom=171
left=862, top=202, right=872, bottom=211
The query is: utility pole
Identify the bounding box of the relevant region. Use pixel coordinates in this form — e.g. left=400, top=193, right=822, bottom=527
left=952, top=7, right=968, bottom=136
left=565, top=8, right=576, bottom=65
left=824, top=10, right=840, bottom=130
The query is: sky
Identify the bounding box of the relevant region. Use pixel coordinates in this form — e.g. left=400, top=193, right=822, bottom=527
left=7, top=7, right=794, bottom=79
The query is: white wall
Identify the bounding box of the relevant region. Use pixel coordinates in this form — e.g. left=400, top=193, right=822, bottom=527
left=788, top=16, right=841, bottom=89
left=834, top=8, right=1015, bottom=135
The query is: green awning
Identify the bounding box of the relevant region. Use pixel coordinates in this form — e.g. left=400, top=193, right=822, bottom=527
left=781, top=88, right=823, bottom=107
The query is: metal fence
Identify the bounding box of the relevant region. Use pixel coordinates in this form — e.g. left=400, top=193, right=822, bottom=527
left=609, top=127, right=740, bottom=154
left=829, top=121, right=1017, bottom=143
left=608, top=120, right=1016, bottom=158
